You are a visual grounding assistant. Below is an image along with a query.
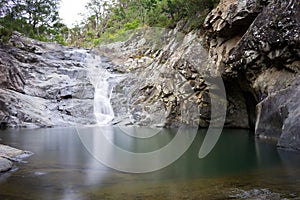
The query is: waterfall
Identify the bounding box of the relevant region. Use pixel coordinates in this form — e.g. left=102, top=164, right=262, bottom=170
left=85, top=55, right=117, bottom=126
left=94, top=71, right=115, bottom=125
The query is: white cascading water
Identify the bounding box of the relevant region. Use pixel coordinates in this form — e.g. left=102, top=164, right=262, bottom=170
left=86, top=55, right=115, bottom=126
left=94, top=72, right=115, bottom=125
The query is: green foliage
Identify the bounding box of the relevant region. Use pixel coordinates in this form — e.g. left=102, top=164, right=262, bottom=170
left=53, top=34, right=67, bottom=45
left=67, top=0, right=221, bottom=47
left=1, top=0, right=221, bottom=47
left=0, top=16, right=27, bottom=42
left=0, top=25, right=12, bottom=43
left=125, top=19, right=140, bottom=30
left=0, top=0, right=68, bottom=44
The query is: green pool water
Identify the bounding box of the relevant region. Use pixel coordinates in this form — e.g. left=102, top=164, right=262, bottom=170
left=0, top=127, right=299, bottom=200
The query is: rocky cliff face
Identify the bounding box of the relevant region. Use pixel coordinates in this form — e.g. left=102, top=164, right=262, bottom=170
left=204, top=0, right=300, bottom=151
left=0, top=33, right=98, bottom=128
left=93, top=0, right=299, bottom=151
left=94, top=28, right=230, bottom=127
left=0, top=0, right=299, bottom=151
left=93, top=28, right=245, bottom=128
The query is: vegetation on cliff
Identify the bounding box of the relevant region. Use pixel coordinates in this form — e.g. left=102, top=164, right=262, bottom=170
left=0, top=0, right=219, bottom=47
left=70, top=0, right=219, bottom=47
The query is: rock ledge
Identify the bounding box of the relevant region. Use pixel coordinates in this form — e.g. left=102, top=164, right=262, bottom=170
left=0, top=144, right=31, bottom=173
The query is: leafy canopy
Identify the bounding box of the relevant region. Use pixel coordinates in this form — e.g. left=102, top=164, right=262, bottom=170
left=0, top=0, right=67, bottom=44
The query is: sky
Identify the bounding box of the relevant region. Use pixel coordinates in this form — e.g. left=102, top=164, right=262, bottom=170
left=59, top=0, right=89, bottom=28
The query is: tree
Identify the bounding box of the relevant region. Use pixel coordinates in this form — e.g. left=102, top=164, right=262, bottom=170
left=24, top=0, right=60, bottom=33
left=135, top=0, right=160, bottom=24
left=85, top=0, right=112, bottom=29
left=0, top=0, right=64, bottom=41
left=66, top=0, right=220, bottom=47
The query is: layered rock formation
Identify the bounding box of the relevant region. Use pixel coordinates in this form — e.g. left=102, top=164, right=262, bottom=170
left=0, top=33, right=98, bottom=128
left=204, top=0, right=300, bottom=151
left=94, top=0, right=300, bottom=151
left=93, top=28, right=236, bottom=128
left=0, top=0, right=299, bottom=151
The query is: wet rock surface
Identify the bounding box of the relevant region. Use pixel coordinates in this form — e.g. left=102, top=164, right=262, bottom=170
left=0, top=33, right=99, bottom=128
left=0, top=144, right=31, bottom=173
left=255, top=77, right=300, bottom=151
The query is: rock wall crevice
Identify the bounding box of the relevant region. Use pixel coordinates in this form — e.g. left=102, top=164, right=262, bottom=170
left=0, top=0, right=299, bottom=151
left=205, top=0, right=300, bottom=150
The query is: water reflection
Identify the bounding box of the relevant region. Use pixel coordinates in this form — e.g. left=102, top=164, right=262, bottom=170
left=77, top=126, right=197, bottom=173
left=0, top=128, right=299, bottom=199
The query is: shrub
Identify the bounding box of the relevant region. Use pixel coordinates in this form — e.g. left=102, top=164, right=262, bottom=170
left=124, top=19, right=140, bottom=30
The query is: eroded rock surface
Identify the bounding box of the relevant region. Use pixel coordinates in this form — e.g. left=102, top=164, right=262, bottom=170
left=0, top=33, right=99, bottom=128
left=0, top=0, right=299, bottom=151
left=205, top=0, right=300, bottom=150
left=94, top=29, right=236, bottom=128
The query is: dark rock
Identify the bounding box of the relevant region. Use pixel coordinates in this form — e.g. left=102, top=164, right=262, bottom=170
left=256, top=77, right=300, bottom=151
left=205, top=0, right=300, bottom=151
left=227, top=0, right=300, bottom=75
left=204, top=0, right=270, bottom=38
left=227, top=0, right=300, bottom=150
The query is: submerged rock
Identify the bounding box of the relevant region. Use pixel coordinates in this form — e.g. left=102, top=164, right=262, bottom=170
left=230, top=188, right=288, bottom=200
